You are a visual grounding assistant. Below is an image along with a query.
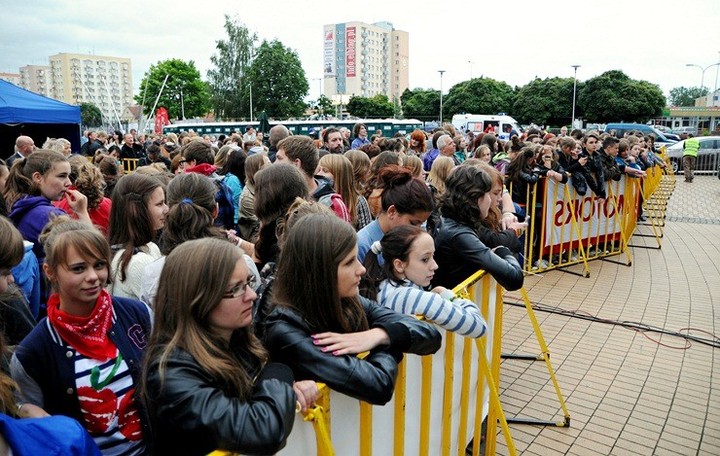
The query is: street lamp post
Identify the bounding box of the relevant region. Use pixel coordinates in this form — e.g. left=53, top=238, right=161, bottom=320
left=249, top=82, right=253, bottom=122
left=438, top=70, right=445, bottom=124
left=571, top=65, right=580, bottom=129
left=686, top=62, right=720, bottom=106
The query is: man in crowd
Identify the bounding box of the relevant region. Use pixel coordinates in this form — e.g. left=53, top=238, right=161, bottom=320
left=437, top=134, right=460, bottom=166
left=120, top=133, right=144, bottom=160
left=275, top=135, right=349, bottom=221
left=682, top=134, right=699, bottom=183
left=268, top=124, right=290, bottom=163
left=6, top=136, right=35, bottom=167
left=80, top=131, right=102, bottom=156
left=320, top=127, right=345, bottom=155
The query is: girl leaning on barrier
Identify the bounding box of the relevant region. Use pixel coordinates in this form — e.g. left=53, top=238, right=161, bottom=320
left=261, top=213, right=442, bottom=405
left=431, top=165, right=524, bottom=291
left=142, top=238, right=317, bottom=455
left=364, top=224, right=487, bottom=338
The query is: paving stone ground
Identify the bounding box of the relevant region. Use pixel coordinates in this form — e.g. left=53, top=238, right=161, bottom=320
left=494, top=175, right=720, bottom=455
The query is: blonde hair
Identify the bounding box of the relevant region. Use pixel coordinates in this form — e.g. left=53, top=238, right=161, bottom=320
left=426, top=156, right=455, bottom=195
left=318, top=154, right=360, bottom=226
left=403, top=154, right=423, bottom=177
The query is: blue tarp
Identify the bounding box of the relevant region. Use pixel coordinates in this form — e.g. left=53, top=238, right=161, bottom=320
left=0, top=79, right=80, bottom=124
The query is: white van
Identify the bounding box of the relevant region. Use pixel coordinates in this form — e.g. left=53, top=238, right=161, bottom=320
left=451, top=114, right=523, bottom=141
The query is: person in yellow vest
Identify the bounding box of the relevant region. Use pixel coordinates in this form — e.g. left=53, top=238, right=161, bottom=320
left=682, top=134, right=700, bottom=183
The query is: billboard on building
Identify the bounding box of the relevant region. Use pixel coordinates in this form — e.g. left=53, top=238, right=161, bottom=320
left=346, top=26, right=356, bottom=77
left=324, top=29, right=335, bottom=78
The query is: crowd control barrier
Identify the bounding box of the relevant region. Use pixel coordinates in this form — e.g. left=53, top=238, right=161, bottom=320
left=248, top=272, right=519, bottom=456
left=121, top=158, right=139, bottom=173
left=518, top=170, right=665, bottom=274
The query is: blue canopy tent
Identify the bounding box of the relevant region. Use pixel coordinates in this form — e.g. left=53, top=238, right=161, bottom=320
left=0, top=79, right=81, bottom=159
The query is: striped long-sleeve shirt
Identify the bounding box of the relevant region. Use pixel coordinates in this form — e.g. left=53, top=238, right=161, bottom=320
left=377, top=279, right=487, bottom=338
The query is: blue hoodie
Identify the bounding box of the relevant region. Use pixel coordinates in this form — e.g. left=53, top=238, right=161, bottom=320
left=11, top=241, right=41, bottom=320
left=8, top=196, right=65, bottom=260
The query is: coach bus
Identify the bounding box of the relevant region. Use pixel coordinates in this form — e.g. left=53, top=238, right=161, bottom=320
left=163, top=118, right=423, bottom=138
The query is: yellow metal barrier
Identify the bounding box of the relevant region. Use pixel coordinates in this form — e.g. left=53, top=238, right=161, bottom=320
left=122, top=158, right=139, bottom=173
left=278, top=273, right=518, bottom=456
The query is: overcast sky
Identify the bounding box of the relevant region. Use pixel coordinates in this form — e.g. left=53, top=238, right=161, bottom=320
left=2, top=0, right=719, bottom=103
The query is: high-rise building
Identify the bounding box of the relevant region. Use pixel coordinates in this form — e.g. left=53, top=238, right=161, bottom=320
left=0, top=72, right=22, bottom=86
left=323, top=21, right=408, bottom=104
left=48, top=53, right=133, bottom=125
left=19, top=65, right=51, bottom=97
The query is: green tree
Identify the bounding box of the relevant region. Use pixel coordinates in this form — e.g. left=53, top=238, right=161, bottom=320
left=577, top=70, right=665, bottom=123
left=207, top=15, right=257, bottom=120
left=443, top=78, right=515, bottom=122
left=245, top=40, right=308, bottom=119
left=310, top=94, right=334, bottom=116
left=346, top=94, right=394, bottom=118
left=512, top=77, right=578, bottom=127
left=136, top=59, right=211, bottom=119
left=80, top=102, right=103, bottom=128
left=400, top=88, right=440, bottom=121
left=668, top=86, right=708, bottom=106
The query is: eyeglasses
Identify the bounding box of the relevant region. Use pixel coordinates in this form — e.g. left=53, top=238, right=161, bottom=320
left=222, top=275, right=259, bottom=299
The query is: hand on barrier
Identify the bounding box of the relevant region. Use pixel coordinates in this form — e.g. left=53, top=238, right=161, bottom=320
left=293, top=380, right=319, bottom=413
left=311, top=328, right=390, bottom=356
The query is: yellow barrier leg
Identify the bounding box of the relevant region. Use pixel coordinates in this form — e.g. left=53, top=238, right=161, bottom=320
left=393, top=359, right=406, bottom=456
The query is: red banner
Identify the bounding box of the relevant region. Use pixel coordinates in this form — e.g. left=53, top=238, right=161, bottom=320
left=155, top=107, right=169, bottom=135
left=346, top=27, right=356, bottom=77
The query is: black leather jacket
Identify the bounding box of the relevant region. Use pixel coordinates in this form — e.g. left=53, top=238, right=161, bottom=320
left=432, top=216, right=524, bottom=291
left=262, top=296, right=441, bottom=405
left=144, top=348, right=296, bottom=456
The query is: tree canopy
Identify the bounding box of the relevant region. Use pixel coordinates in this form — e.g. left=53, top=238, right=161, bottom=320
left=135, top=59, right=211, bottom=119
left=245, top=40, right=308, bottom=119
left=400, top=88, right=440, bottom=121
left=80, top=102, right=103, bottom=128
left=576, top=70, right=665, bottom=123
left=346, top=94, right=394, bottom=118
left=668, top=86, right=708, bottom=106
left=512, top=77, right=578, bottom=127
left=207, top=15, right=257, bottom=120
left=443, top=78, right=514, bottom=122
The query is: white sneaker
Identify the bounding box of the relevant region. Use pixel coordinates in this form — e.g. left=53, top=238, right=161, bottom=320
left=533, top=259, right=549, bottom=269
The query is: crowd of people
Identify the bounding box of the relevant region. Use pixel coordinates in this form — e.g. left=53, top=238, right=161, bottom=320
left=0, top=118, right=668, bottom=454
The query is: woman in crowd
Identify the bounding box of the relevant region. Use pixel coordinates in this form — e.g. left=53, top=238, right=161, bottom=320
left=351, top=123, right=370, bottom=149
left=426, top=156, right=455, bottom=199
left=142, top=238, right=316, bottom=455
left=345, top=149, right=371, bottom=192
left=97, top=154, right=123, bottom=198
left=140, top=173, right=226, bottom=306
left=407, top=129, right=426, bottom=157
left=356, top=165, right=434, bottom=264
left=364, top=225, right=486, bottom=338
left=0, top=217, right=36, bottom=347
left=432, top=165, right=524, bottom=291
left=262, top=214, right=441, bottom=405
left=215, top=145, right=247, bottom=227
left=250, top=164, right=309, bottom=269
left=474, top=164, right=525, bottom=254
left=316, top=154, right=371, bottom=230
left=504, top=146, right=541, bottom=208
left=237, top=153, right=269, bottom=242
left=557, top=137, right=590, bottom=196
left=55, top=156, right=112, bottom=235
left=3, top=150, right=90, bottom=262
left=11, top=218, right=151, bottom=454
left=403, top=154, right=424, bottom=178
left=108, top=173, right=168, bottom=301
left=475, top=145, right=493, bottom=163
left=365, top=151, right=403, bottom=218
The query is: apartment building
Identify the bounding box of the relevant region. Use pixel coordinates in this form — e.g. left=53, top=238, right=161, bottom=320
left=0, top=72, right=22, bottom=86
left=19, top=65, right=52, bottom=97
left=48, top=53, right=133, bottom=124
left=323, top=21, right=409, bottom=103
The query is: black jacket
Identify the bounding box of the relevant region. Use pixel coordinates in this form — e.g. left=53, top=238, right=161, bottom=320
left=262, top=297, right=441, bottom=405
left=144, top=348, right=296, bottom=456
left=432, top=216, right=524, bottom=291
left=476, top=223, right=523, bottom=254
left=580, top=150, right=606, bottom=199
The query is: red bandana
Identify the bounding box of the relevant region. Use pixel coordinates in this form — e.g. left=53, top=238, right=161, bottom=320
left=46, top=290, right=116, bottom=361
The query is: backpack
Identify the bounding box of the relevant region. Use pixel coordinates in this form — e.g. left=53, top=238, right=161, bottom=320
left=213, top=176, right=236, bottom=230
left=318, top=193, right=351, bottom=223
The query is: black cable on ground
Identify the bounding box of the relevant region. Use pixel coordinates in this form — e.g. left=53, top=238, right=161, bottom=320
left=503, top=298, right=720, bottom=350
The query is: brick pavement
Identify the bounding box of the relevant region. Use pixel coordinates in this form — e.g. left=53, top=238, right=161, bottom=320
left=494, top=175, right=720, bottom=455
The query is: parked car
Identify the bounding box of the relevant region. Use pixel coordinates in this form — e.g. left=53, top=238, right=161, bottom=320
left=665, top=136, right=720, bottom=174
left=672, top=126, right=697, bottom=136
left=651, top=125, right=680, bottom=142
left=604, top=123, right=677, bottom=147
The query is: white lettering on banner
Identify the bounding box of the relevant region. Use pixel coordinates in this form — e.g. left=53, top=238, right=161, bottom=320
left=346, top=27, right=356, bottom=77
left=324, top=29, right=335, bottom=77
left=542, top=177, right=637, bottom=251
